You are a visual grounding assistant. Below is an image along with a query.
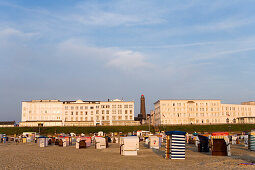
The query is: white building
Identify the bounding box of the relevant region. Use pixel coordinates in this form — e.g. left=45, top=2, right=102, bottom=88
left=153, top=100, right=255, bottom=126
left=20, top=99, right=139, bottom=127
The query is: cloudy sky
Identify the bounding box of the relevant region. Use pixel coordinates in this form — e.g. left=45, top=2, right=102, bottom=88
left=1, top=0, right=255, bottom=122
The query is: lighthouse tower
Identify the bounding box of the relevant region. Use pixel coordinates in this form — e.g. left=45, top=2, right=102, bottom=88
left=140, top=94, right=146, bottom=120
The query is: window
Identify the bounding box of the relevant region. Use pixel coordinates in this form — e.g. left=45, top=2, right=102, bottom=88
left=102, top=110, right=105, bottom=114
left=118, top=105, right=122, bottom=108
left=96, top=106, right=99, bottom=109
left=101, top=105, right=105, bottom=108
left=96, top=110, right=99, bottom=114
left=112, top=105, right=116, bottom=108
left=118, top=110, right=122, bottom=114
left=129, top=116, right=132, bottom=120
left=125, top=116, right=128, bottom=120
left=90, top=106, right=94, bottom=109
left=71, top=106, right=74, bottom=110
left=71, top=112, right=73, bottom=115
left=102, top=116, right=105, bottom=120
left=118, top=116, right=122, bottom=120
left=124, top=105, right=128, bottom=108
left=85, top=106, right=88, bottom=109
left=91, top=117, right=93, bottom=121
left=76, top=106, right=78, bottom=110
left=233, top=119, right=236, bottom=123
left=85, top=111, right=88, bottom=115
left=106, top=116, right=109, bottom=120
left=65, top=106, right=68, bottom=110
left=71, top=117, right=73, bottom=121
left=112, top=116, right=116, bottom=120
left=85, top=117, right=87, bottom=121
left=226, top=118, right=229, bottom=123
left=112, top=110, right=116, bottom=114
left=130, top=110, right=132, bottom=114
left=96, top=116, right=99, bottom=120
left=125, top=110, right=128, bottom=114
left=129, top=105, right=133, bottom=108
left=106, top=110, right=109, bottom=114
left=80, top=106, right=83, bottom=110
left=76, top=112, right=78, bottom=115
left=80, top=117, right=83, bottom=121
left=91, top=111, right=93, bottom=115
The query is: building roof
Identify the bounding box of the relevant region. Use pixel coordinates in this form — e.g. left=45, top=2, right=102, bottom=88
left=236, top=117, right=255, bottom=119
left=154, top=99, right=221, bottom=104
left=23, top=99, right=134, bottom=103
left=21, top=120, right=62, bottom=122
left=0, top=121, right=15, bottom=125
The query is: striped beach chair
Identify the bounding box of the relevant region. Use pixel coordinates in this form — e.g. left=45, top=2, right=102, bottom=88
left=248, top=131, right=255, bottom=151
left=165, top=131, right=186, bottom=159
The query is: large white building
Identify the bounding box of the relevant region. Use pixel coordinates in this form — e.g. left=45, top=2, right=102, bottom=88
left=153, top=100, right=255, bottom=126
left=20, top=99, right=139, bottom=127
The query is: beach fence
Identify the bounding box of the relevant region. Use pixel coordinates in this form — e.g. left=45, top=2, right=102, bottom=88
left=120, top=136, right=139, bottom=156
left=165, top=131, right=186, bottom=160
left=211, top=132, right=230, bottom=156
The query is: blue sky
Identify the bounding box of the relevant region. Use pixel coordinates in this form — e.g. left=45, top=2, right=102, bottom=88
left=1, top=0, right=255, bottom=121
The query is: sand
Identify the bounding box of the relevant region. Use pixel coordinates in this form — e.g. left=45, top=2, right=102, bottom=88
left=0, top=142, right=255, bottom=170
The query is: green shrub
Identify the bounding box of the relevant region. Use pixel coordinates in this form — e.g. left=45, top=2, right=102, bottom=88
left=0, top=124, right=254, bottom=135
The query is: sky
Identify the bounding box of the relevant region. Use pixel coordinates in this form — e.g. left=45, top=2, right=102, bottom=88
left=1, top=0, right=255, bottom=122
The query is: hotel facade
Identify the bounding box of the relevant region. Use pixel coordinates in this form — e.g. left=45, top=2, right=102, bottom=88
left=20, top=99, right=139, bottom=127
left=153, top=100, right=255, bottom=126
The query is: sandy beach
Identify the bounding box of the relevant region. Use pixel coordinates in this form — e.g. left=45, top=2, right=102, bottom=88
left=0, top=142, right=255, bottom=170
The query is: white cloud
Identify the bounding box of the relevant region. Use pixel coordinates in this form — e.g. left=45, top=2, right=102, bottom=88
left=0, top=28, right=35, bottom=38
left=106, top=50, right=153, bottom=71
left=70, top=0, right=169, bottom=27
left=70, top=11, right=165, bottom=27
left=195, top=17, right=254, bottom=32
left=56, top=39, right=153, bottom=72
